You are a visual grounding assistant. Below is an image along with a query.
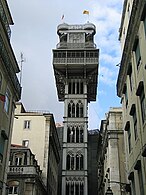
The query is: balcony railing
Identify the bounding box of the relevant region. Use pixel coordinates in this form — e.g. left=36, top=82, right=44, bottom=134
left=57, top=23, right=96, bottom=33
left=56, top=42, right=96, bottom=49
left=0, top=35, right=21, bottom=99
left=0, top=1, right=11, bottom=39
left=53, top=57, right=98, bottom=64
left=8, top=166, right=38, bottom=175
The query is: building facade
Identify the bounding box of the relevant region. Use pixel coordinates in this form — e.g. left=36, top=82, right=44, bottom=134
left=88, top=129, right=100, bottom=195
left=117, top=0, right=146, bottom=194
left=56, top=123, right=64, bottom=195
left=98, top=108, right=128, bottom=195
left=11, top=102, right=60, bottom=195
left=53, top=23, right=99, bottom=195
left=7, top=145, right=47, bottom=195
left=0, top=1, right=21, bottom=194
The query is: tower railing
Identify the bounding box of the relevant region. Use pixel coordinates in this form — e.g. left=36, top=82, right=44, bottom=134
left=56, top=42, right=96, bottom=49
left=53, top=57, right=98, bottom=64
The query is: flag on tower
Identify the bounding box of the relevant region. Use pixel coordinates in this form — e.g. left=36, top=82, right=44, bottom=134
left=83, top=10, right=89, bottom=15
left=61, top=14, right=64, bottom=20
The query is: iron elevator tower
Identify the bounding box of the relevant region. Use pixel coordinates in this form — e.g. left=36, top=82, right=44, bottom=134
left=53, top=22, right=99, bottom=195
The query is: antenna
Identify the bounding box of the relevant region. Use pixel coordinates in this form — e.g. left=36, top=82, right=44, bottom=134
left=19, top=52, right=25, bottom=86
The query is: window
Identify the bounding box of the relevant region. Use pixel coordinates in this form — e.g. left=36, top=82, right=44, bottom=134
left=68, top=80, right=84, bottom=94
left=125, top=121, right=131, bottom=153
left=8, top=181, right=19, bottom=195
left=123, top=84, right=128, bottom=108
left=24, top=120, right=30, bottom=129
left=15, top=156, right=22, bottom=166
left=127, top=64, right=133, bottom=91
left=136, top=81, right=146, bottom=123
left=130, top=104, right=138, bottom=140
left=67, top=126, right=84, bottom=143
left=66, top=179, right=84, bottom=195
left=22, top=140, right=29, bottom=147
left=133, top=39, right=141, bottom=68
left=68, top=101, right=84, bottom=118
left=66, top=153, right=83, bottom=170
left=76, top=154, right=83, bottom=170
left=8, top=186, right=19, bottom=194
left=4, top=88, right=10, bottom=114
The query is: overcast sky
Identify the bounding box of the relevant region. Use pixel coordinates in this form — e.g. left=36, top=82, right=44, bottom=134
left=8, top=0, right=124, bottom=129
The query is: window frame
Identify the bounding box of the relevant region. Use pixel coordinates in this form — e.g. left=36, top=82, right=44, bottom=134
left=23, top=120, right=31, bottom=129
left=133, top=39, right=141, bottom=69
left=136, top=81, right=146, bottom=124
left=4, top=88, right=11, bottom=114
left=22, top=140, right=29, bottom=147
left=130, top=104, right=138, bottom=140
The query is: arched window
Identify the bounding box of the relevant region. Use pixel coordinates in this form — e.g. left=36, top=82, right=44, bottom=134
left=76, top=103, right=79, bottom=117
left=80, top=183, right=84, bottom=195
left=66, top=183, right=69, bottom=195
left=80, top=129, right=83, bottom=143
left=13, top=153, right=24, bottom=166
left=80, top=154, right=84, bottom=170
left=80, top=103, right=84, bottom=117
left=76, top=126, right=79, bottom=143
left=66, top=153, right=75, bottom=170
left=75, top=153, right=84, bottom=170
left=71, top=183, right=74, bottom=195
left=67, top=127, right=71, bottom=142
left=75, top=183, right=79, bottom=195
left=71, top=155, right=74, bottom=170
left=71, top=127, right=75, bottom=143
left=68, top=103, right=71, bottom=117
left=8, top=181, right=19, bottom=195
left=76, top=154, right=80, bottom=170
left=72, top=103, right=75, bottom=117
left=65, top=178, right=84, bottom=195
left=66, top=155, right=70, bottom=170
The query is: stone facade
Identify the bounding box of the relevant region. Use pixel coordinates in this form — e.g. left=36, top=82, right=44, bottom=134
left=7, top=145, right=47, bottom=195
left=11, top=102, right=60, bottom=195
left=117, top=0, right=146, bottom=194
left=0, top=1, right=21, bottom=194
left=53, top=23, right=99, bottom=195
left=98, top=108, right=128, bottom=195
left=88, top=130, right=100, bottom=195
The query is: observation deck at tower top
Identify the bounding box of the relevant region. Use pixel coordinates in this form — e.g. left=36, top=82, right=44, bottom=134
left=53, top=22, right=99, bottom=102
left=57, top=23, right=96, bottom=34
left=56, top=23, right=97, bottom=49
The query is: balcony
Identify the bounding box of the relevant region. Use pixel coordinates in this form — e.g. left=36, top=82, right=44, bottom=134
left=8, top=166, right=38, bottom=175
left=57, top=23, right=96, bottom=35
left=53, top=57, right=98, bottom=64
left=56, top=42, right=96, bottom=49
